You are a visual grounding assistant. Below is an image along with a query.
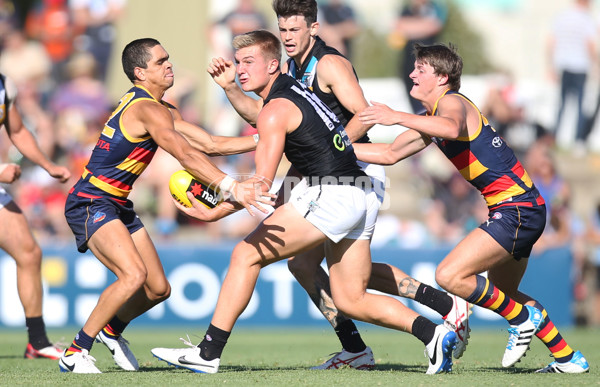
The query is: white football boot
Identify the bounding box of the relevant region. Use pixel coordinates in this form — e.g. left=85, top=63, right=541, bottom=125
left=58, top=349, right=102, bottom=374
left=152, top=336, right=220, bottom=374
left=443, top=294, right=472, bottom=359
left=535, top=351, right=590, bottom=373
left=502, top=305, right=544, bottom=367
left=310, top=346, right=375, bottom=370
left=425, top=324, right=457, bottom=374
left=96, top=330, right=139, bottom=371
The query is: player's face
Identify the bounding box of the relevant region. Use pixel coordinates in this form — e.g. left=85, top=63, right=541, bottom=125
left=143, top=45, right=174, bottom=89
left=235, top=45, right=271, bottom=94
left=277, top=15, right=317, bottom=60
left=409, top=60, right=438, bottom=102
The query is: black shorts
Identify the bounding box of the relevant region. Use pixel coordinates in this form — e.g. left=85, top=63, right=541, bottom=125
left=479, top=204, right=546, bottom=260
left=64, top=193, right=144, bottom=253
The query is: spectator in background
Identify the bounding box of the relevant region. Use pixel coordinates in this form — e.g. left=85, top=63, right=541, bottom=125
left=525, top=142, right=573, bottom=252
left=0, top=0, right=18, bottom=49
left=423, top=170, right=486, bottom=247
left=210, top=0, right=267, bottom=59
left=547, top=0, right=597, bottom=154
left=480, top=72, right=549, bottom=158
left=70, top=0, right=126, bottom=81
left=24, top=0, right=77, bottom=85
left=318, top=0, right=360, bottom=59
left=0, top=29, right=52, bottom=91
left=389, top=0, right=446, bottom=113
left=49, top=52, right=112, bottom=133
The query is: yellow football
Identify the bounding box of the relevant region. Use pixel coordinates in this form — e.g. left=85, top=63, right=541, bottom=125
left=168, top=170, right=222, bottom=209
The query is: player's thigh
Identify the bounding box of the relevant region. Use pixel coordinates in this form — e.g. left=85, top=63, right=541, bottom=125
left=438, top=228, right=511, bottom=279
left=240, top=203, right=327, bottom=266
left=326, top=238, right=372, bottom=301
left=0, top=201, right=38, bottom=260
left=287, top=243, right=326, bottom=272
left=87, top=219, right=146, bottom=278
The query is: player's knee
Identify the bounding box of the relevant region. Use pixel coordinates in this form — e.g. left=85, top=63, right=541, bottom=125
left=122, top=266, right=148, bottom=292
left=15, top=242, right=42, bottom=269
left=230, top=243, right=261, bottom=268
left=435, top=266, right=457, bottom=292
left=148, top=280, right=171, bottom=303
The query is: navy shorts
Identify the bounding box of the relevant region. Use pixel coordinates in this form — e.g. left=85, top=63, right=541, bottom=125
left=64, top=193, right=144, bottom=253
left=479, top=204, right=546, bottom=260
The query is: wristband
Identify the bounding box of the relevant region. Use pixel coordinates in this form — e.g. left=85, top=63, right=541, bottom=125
left=253, top=133, right=259, bottom=144
left=219, top=175, right=236, bottom=193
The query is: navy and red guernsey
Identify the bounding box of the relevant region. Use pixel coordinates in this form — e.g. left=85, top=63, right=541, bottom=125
left=69, top=85, right=168, bottom=203
left=429, top=90, right=545, bottom=210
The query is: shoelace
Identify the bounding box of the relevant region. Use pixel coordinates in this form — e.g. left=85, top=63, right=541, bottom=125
left=179, top=334, right=202, bottom=348
left=117, top=336, right=131, bottom=346
left=81, top=350, right=98, bottom=363
left=506, top=327, right=519, bottom=349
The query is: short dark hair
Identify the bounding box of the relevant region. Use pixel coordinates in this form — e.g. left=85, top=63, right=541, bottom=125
left=122, top=38, right=161, bottom=82
left=233, top=30, right=282, bottom=63
left=272, top=0, right=317, bottom=25
left=414, top=43, right=463, bottom=91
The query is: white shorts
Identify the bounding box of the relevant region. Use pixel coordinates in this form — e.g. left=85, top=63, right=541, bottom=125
left=291, top=183, right=379, bottom=242
left=0, top=186, right=12, bottom=210
left=288, top=162, right=385, bottom=242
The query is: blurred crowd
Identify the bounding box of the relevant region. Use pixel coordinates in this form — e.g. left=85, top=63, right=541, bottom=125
left=1, top=0, right=600, bottom=326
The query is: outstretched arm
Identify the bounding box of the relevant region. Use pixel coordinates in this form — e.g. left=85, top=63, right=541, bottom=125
left=359, top=99, right=466, bottom=140
left=173, top=118, right=257, bottom=156
left=353, top=128, right=430, bottom=165
left=136, top=101, right=271, bottom=216
left=5, top=101, right=70, bottom=182
left=208, top=56, right=263, bottom=126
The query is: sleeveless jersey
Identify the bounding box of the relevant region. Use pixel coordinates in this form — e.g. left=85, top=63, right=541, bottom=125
left=0, top=74, right=16, bottom=126
left=430, top=90, right=544, bottom=209
left=286, top=36, right=370, bottom=144
left=69, top=85, right=165, bottom=202
left=264, top=74, right=365, bottom=183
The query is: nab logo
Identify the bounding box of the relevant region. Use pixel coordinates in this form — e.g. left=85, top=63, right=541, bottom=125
left=96, top=139, right=111, bottom=151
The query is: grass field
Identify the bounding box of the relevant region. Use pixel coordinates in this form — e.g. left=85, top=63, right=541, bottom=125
left=0, top=326, right=597, bottom=386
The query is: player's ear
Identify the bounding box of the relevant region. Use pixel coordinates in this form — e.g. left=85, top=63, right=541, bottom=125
left=310, top=21, right=319, bottom=37
left=438, top=73, right=449, bottom=86
left=268, top=59, right=280, bottom=74
left=134, top=67, right=145, bottom=81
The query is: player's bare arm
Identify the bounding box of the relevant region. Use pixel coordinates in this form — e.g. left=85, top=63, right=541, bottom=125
left=193, top=99, right=296, bottom=219
left=134, top=101, right=272, bottom=214
left=359, top=98, right=466, bottom=140
left=173, top=119, right=256, bottom=156
left=354, top=129, right=430, bottom=165
left=207, top=56, right=263, bottom=125
left=5, top=103, right=71, bottom=182
left=252, top=99, right=296, bottom=187
left=317, top=54, right=371, bottom=142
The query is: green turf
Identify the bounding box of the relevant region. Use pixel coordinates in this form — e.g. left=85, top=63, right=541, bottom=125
left=0, top=326, right=596, bottom=386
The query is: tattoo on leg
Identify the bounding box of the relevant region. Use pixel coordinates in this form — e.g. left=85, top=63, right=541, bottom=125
left=306, top=286, right=347, bottom=329
left=398, top=277, right=419, bottom=299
